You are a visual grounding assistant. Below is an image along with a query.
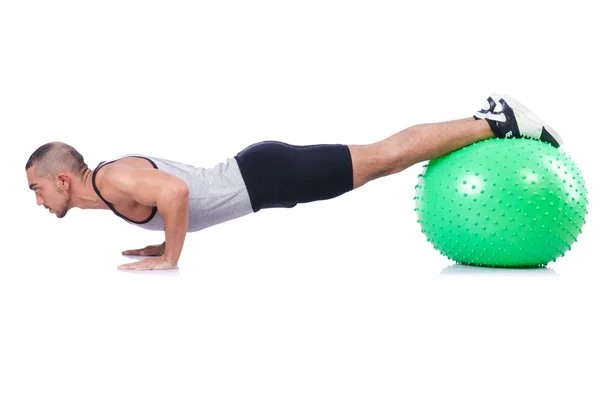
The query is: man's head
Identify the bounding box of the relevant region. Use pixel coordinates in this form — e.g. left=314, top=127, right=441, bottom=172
left=25, top=142, right=89, bottom=218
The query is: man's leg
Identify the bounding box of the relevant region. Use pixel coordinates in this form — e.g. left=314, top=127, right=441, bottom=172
left=347, top=92, right=565, bottom=190
left=233, top=93, right=562, bottom=210
left=347, top=117, right=493, bottom=189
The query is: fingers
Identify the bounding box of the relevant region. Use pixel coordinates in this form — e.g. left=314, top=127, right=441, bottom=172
left=122, top=245, right=161, bottom=256
left=117, top=260, right=177, bottom=271
left=118, top=260, right=154, bottom=270
left=122, top=249, right=154, bottom=256
left=117, top=263, right=138, bottom=270
left=118, top=263, right=152, bottom=270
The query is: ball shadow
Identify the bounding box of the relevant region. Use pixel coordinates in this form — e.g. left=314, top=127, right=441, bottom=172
left=439, top=262, right=558, bottom=277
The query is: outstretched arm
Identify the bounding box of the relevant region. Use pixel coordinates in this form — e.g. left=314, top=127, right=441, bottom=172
left=99, top=167, right=189, bottom=270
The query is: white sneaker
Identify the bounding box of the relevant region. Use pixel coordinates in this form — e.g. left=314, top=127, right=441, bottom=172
left=474, top=93, right=563, bottom=147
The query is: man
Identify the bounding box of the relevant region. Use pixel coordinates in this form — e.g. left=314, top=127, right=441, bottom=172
left=25, top=93, right=563, bottom=270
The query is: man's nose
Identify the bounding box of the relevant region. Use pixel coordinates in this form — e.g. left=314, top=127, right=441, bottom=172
left=37, top=196, right=43, bottom=206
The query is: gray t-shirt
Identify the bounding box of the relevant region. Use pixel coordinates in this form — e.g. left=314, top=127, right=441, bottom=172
left=91, top=154, right=254, bottom=232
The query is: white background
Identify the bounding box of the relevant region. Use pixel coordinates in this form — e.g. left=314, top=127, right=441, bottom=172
left=1, top=1, right=598, bottom=396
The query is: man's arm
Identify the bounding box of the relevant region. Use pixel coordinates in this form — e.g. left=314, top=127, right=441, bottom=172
left=101, top=167, right=189, bottom=265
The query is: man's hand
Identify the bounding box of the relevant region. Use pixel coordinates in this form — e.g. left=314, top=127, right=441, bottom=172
left=117, top=256, right=177, bottom=271
left=122, top=242, right=165, bottom=256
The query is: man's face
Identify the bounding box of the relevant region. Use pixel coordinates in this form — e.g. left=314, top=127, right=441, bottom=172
left=26, top=166, right=71, bottom=218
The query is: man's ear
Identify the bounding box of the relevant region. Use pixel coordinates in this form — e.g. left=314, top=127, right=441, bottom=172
left=56, top=172, right=71, bottom=191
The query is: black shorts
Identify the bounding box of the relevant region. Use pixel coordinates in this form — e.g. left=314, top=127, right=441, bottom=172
left=234, top=140, right=354, bottom=212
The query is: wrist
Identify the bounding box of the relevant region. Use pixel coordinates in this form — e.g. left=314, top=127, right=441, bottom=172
left=161, top=255, right=178, bottom=267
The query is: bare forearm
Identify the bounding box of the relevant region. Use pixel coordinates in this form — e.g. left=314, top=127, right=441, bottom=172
left=158, top=190, right=189, bottom=265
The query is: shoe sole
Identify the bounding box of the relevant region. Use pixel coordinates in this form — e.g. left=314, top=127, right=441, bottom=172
left=495, top=93, right=564, bottom=147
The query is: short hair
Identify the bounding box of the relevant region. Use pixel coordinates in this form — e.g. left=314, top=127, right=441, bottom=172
left=25, top=142, right=88, bottom=179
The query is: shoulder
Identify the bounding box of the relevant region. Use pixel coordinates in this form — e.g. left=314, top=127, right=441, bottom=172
left=93, top=161, right=136, bottom=203
left=96, top=161, right=189, bottom=203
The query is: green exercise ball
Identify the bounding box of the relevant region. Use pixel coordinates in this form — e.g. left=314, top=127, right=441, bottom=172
left=414, top=138, right=588, bottom=268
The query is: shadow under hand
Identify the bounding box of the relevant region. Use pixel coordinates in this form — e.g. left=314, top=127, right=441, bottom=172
left=439, top=263, right=558, bottom=277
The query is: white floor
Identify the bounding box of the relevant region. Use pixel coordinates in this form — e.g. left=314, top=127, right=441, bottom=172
left=3, top=176, right=598, bottom=397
